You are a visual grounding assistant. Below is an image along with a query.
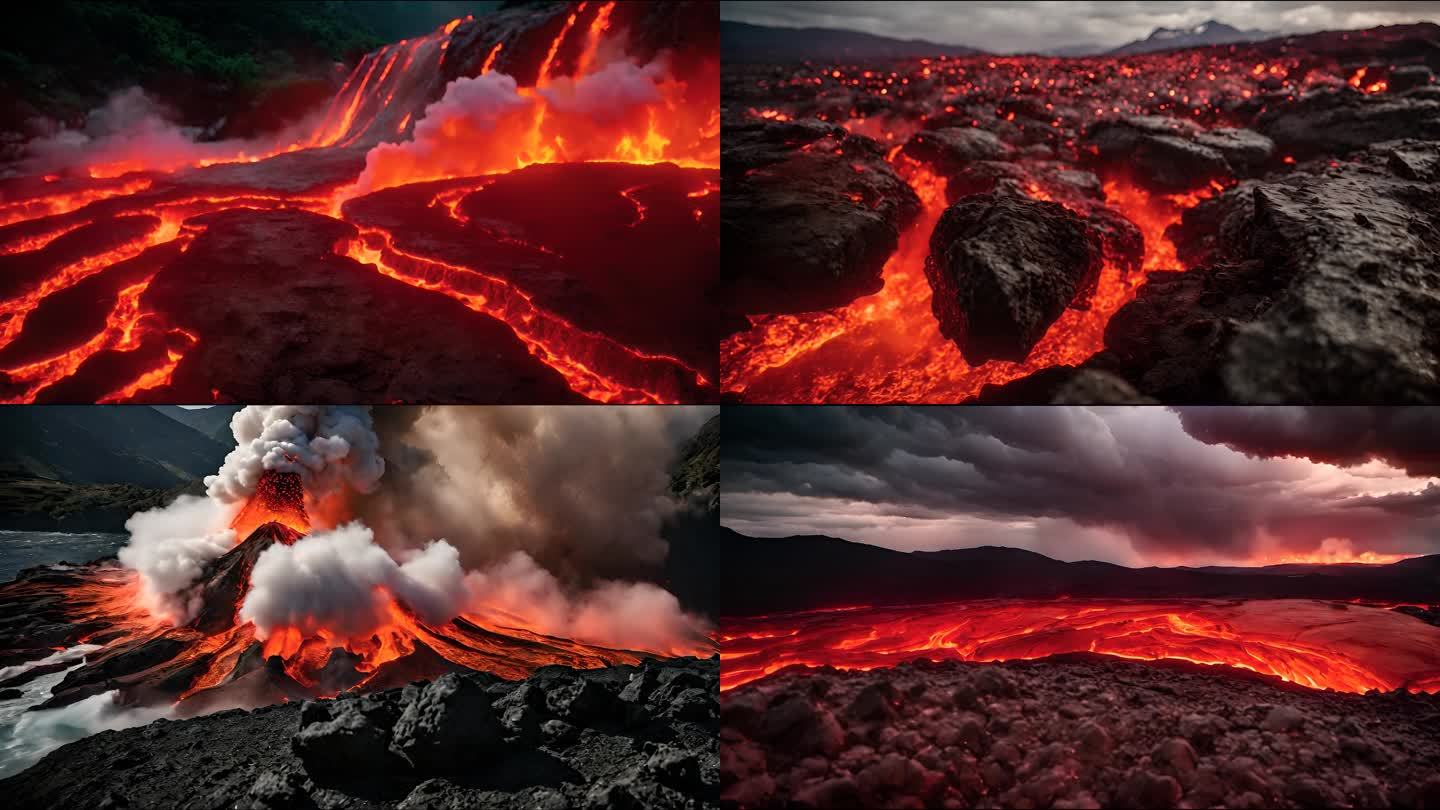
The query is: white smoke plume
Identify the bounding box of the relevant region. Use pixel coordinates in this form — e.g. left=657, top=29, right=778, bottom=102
left=117, top=406, right=384, bottom=625
left=536, top=59, right=665, bottom=119
left=117, top=495, right=236, bottom=624
left=344, top=71, right=534, bottom=198
left=239, top=521, right=469, bottom=640
left=205, top=405, right=385, bottom=505
left=240, top=526, right=710, bottom=655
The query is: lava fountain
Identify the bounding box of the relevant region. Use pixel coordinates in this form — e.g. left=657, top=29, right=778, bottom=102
left=227, top=470, right=310, bottom=539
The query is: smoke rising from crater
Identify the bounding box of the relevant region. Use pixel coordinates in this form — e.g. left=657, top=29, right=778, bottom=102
left=205, top=406, right=386, bottom=505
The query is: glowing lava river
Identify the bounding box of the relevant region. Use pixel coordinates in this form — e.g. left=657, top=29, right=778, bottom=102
left=719, top=600, right=1440, bottom=694
left=0, top=1, right=719, bottom=404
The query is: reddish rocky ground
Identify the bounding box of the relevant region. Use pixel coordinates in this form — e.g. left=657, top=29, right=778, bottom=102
left=721, top=655, right=1440, bottom=809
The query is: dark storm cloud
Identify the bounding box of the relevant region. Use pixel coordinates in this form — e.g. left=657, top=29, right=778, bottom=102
left=1177, top=406, right=1440, bottom=476
left=720, top=1, right=1440, bottom=53
left=721, top=407, right=1440, bottom=563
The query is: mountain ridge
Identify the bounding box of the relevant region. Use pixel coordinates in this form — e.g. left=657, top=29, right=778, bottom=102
left=722, top=19, right=983, bottom=62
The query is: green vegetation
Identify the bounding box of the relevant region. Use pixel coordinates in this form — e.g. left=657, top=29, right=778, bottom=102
left=0, top=1, right=495, bottom=131
left=0, top=478, right=197, bottom=532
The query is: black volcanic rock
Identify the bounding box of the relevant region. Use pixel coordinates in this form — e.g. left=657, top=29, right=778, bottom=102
left=180, top=655, right=315, bottom=717
left=1102, top=141, right=1440, bottom=402
left=1, top=658, right=719, bottom=810
left=901, top=128, right=1014, bottom=174
left=1082, top=116, right=1273, bottom=191
left=389, top=673, right=505, bottom=772
left=925, top=190, right=1103, bottom=364
left=722, top=115, right=921, bottom=318
left=1257, top=88, right=1440, bottom=158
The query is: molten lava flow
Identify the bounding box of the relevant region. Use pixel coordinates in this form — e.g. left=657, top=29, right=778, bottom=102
left=720, top=600, right=1440, bottom=694
left=229, top=471, right=311, bottom=539
left=721, top=160, right=1210, bottom=402
left=337, top=227, right=709, bottom=403
left=0, top=3, right=717, bottom=403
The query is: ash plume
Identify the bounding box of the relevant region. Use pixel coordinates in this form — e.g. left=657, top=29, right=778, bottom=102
left=465, top=550, right=709, bottom=655
left=118, top=405, right=385, bottom=625
left=354, top=406, right=705, bottom=584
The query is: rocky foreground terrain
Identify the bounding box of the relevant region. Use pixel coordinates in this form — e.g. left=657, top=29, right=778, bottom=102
left=721, top=655, right=1440, bottom=809
left=720, top=24, right=1440, bottom=403
left=3, top=656, right=718, bottom=809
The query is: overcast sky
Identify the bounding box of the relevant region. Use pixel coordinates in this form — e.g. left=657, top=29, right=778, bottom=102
left=720, top=1, right=1440, bottom=52
left=722, top=407, right=1440, bottom=567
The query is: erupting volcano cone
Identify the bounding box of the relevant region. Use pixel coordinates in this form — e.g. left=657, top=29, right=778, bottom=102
left=189, top=521, right=305, bottom=634
left=229, top=471, right=309, bottom=539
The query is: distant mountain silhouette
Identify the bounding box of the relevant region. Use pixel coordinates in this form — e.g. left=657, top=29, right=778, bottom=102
left=152, top=405, right=242, bottom=446
left=720, top=528, right=1440, bottom=616
left=0, top=406, right=230, bottom=488
left=723, top=20, right=982, bottom=63
left=1109, top=20, right=1272, bottom=55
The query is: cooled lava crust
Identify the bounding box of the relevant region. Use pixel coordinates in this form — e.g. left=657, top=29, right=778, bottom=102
left=721, top=656, right=1440, bottom=809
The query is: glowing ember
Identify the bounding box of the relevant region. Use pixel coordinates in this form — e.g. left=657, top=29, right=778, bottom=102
left=229, top=471, right=310, bottom=538
left=720, top=599, right=1440, bottom=694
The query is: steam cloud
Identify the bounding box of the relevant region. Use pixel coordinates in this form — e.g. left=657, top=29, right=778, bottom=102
left=205, top=405, right=385, bottom=504
left=240, top=525, right=710, bottom=655
left=239, top=521, right=469, bottom=639
left=345, top=56, right=679, bottom=197
left=12, top=87, right=319, bottom=178
left=118, top=495, right=235, bottom=624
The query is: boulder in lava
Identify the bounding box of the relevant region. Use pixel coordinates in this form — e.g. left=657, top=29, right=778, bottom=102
left=722, top=115, right=922, bottom=317
left=924, top=190, right=1103, bottom=364
left=901, top=127, right=1014, bottom=174
left=1103, top=141, right=1440, bottom=401
left=1257, top=88, right=1440, bottom=157
left=1083, top=116, right=1272, bottom=191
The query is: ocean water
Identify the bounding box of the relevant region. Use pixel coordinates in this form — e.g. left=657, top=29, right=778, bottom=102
left=0, top=530, right=126, bottom=583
